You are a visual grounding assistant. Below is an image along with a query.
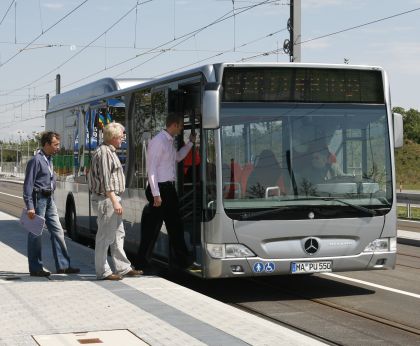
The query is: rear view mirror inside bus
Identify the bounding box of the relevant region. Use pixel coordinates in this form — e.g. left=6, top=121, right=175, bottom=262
left=202, top=83, right=220, bottom=129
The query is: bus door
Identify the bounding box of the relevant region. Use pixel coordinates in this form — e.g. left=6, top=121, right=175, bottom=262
left=175, top=83, right=203, bottom=267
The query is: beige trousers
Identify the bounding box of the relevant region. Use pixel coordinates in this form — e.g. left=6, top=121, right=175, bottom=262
left=92, top=195, right=131, bottom=279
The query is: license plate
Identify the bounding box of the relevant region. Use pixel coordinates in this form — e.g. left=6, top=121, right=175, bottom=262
left=291, top=261, right=332, bottom=274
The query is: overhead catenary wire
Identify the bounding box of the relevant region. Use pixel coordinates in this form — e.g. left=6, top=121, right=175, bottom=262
left=4, top=1, right=415, bottom=104
left=0, top=0, right=89, bottom=70
left=1, top=2, right=417, bottom=95
left=1, top=0, right=274, bottom=99
left=240, top=6, right=420, bottom=62
left=0, top=0, right=15, bottom=27
left=59, top=0, right=274, bottom=90
left=148, top=27, right=288, bottom=79
left=6, top=25, right=286, bottom=115
left=1, top=5, right=282, bottom=114
left=82, top=0, right=275, bottom=84
left=3, top=1, right=419, bottom=133
left=0, top=0, right=155, bottom=98
left=299, top=6, right=420, bottom=46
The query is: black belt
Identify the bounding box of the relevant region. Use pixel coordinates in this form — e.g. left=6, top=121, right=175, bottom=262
left=34, top=188, right=53, bottom=197
left=158, top=181, right=175, bottom=187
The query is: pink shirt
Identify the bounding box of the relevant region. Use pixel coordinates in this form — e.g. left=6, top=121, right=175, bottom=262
left=147, top=130, right=193, bottom=197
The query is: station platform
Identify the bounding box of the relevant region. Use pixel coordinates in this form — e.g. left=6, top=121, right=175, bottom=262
left=397, top=227, right=420, bottom=247
left=0, top=211, right=325, bottom=346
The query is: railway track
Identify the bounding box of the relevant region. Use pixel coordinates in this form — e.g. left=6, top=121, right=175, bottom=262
left=229, top=276, right=420, bottom=345
left=0, top=191, right=24, bottom=217
left=232, top=301, right=342, bottom=346
left=397, top=245, right=420, bottom=270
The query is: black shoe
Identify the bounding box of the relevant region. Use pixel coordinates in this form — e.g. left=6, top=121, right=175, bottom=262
left=30, top=270, right=51, bottom=277
left=57, top=267, right=80, bottom=274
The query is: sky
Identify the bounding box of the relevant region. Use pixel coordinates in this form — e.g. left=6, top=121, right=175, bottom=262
left=0, top=0, right=420, bottom=141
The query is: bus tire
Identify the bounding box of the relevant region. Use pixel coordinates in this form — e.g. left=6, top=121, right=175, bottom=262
left=66, top=202, right=79, bottom=242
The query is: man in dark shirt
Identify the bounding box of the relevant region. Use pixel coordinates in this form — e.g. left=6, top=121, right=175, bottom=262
left=23, top=131, right=79, bottom=277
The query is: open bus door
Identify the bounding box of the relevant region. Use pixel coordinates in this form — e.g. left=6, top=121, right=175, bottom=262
left=176, top=83, right=203, bottom=273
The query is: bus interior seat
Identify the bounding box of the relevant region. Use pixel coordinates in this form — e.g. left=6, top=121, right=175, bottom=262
left=245, top=150, right=282, bottom=198
left=277, top=169, right=292, bottom=195
left=223, top=160, right=242, bottom=199
left=240, top=162, right=254, bottom=195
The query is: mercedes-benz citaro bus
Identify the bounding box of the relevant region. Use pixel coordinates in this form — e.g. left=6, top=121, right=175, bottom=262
left=46, top=63, right=403, bottom=278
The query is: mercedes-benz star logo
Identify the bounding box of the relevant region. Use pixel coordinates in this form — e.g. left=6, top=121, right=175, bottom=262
left=304, top=238, right=319, bottom=255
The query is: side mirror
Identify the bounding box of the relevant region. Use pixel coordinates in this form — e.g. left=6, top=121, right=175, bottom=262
left=393, top=112, right=403, bottom=148
left=202, top=83, right=221, bottom=129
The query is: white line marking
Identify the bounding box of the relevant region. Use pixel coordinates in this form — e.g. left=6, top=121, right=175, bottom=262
left=322, top=272, right=420, bottom=299
left=0, top=191, right=23, bottom=199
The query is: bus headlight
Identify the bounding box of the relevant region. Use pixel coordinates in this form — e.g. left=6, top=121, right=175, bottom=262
left=207, top=243, right=256, bottom=259
left=363, top=238, right=391, bottom=253
left=207, top=244, right=225, bottom=259
left=226, top=244, right=255, bottom=258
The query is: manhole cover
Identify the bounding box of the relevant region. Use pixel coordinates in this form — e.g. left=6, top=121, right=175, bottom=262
left=33, top=330, right=148, bottom=345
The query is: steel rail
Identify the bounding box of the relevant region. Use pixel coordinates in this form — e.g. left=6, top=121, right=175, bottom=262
left=239, top=277, right=420, bottom=341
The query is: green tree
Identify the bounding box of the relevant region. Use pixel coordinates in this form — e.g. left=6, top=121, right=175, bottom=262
left=393, top=107, right=420, bottom=144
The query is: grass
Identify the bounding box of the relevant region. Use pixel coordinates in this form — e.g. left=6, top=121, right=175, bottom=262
left=397, top=206, right=420, bottom=220
left=395, top=140, right=420, bottom=190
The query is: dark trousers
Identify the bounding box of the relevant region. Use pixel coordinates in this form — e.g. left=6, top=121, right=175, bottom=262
left=138, top=183, right=191, bottom=268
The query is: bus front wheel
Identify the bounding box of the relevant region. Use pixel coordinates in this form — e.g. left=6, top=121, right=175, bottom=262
left=66, top=203, right=79, bottom=242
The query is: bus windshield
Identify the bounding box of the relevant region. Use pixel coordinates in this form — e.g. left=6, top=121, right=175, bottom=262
left=220, top=103, right=392, bottom=220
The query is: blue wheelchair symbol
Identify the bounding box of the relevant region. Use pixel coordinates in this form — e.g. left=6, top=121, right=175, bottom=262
left=253, top=262, right=264, bottom=273
left=265, top=262, right=275, bottom=273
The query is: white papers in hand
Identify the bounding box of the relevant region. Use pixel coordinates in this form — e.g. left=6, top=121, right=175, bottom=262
left=19, top=208, right=45, bottom=236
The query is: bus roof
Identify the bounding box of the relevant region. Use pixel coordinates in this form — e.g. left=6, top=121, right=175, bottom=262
left=46, top=63, right=385, bottom=113
left=47, top=78, right=147, bottom=112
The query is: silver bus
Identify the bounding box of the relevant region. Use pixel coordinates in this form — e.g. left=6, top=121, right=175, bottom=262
left=46, top=62, right=403, bottom=278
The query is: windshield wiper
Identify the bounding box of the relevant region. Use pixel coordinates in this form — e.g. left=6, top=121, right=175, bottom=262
left=239, top=207, right=287, bottom=220
left=285, top=197, right=377, bottom=216
left=239, top=197, right=377, bottom=220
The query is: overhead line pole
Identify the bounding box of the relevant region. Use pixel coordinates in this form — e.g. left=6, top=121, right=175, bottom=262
left=293, top=0, right=301, bottom=62
left=284, top=0, right=301, bottom=62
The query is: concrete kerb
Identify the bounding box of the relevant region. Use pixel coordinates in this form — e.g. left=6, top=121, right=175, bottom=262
left=397, top=237, right=420, bottom=247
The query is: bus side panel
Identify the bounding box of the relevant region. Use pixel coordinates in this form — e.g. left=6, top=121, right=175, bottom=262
left=120, top=187, right=149, bottom=254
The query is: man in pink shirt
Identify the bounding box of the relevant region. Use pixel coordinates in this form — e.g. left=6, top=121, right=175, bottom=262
left=139, top=113, right=196, bottom=270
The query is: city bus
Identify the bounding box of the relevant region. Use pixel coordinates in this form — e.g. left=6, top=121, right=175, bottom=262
left=46, top=62, right=403, bottom=278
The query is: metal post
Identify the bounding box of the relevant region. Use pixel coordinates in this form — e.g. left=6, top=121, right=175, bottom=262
left=56, top=74, right=61, bottom=95
left=283, top=0, right=301, bottom=62
left=18, top=132, right=22, bottom=175
left=293, top=0, right=301, bottom=62
left=16, top=142, right=18, bottom=174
